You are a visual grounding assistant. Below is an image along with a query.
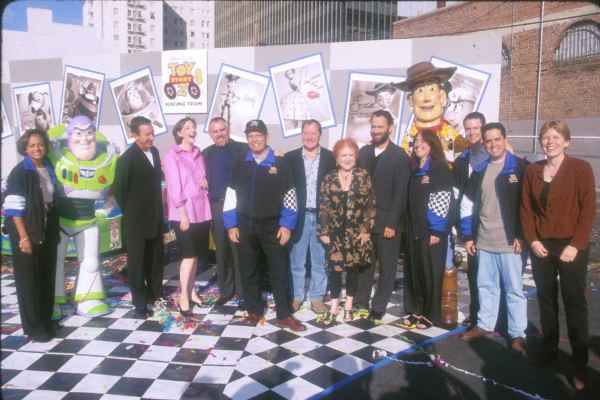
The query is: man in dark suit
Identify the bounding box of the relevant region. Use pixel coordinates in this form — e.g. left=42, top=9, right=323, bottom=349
left=112, top=116, right=164, bottom=319
left=284, top=119, right=336, bottom=313
left=203, top=117, right=249, bottom=305
left=355, top=110, right=410, bottom=322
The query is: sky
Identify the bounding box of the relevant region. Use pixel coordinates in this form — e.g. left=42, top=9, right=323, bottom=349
left=2, top=0, right=83, bottom=31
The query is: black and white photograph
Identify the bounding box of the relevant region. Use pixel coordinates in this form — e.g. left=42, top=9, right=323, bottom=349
left=342, top=72, right=406, bottom=145
left=1, top=99, right=13, bottom=139
left=431, top=56, right=491, bottom=137
left=59, top=65, right=105, bottom=126
left=204, top=64, right=270, bottom=139
left=109, top=67, right=167, bottom=144
left=12, top=82, right=55, bottom=134
left=269, top=53, right=336, bottom=137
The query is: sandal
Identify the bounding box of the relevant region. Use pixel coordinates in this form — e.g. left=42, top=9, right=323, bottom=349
left=323, top=311, right=339, bottom=326
left=416, top=316, right=433, bottom=330
left=343, top=310, right=354, bottom=322
left=399, top=314, right=419, bottom=329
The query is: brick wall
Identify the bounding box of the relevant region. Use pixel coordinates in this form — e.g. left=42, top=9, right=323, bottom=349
left=394, top=1, right=600, bottom=122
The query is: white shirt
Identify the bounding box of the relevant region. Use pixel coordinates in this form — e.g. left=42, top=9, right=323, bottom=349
left=143, top=149, right=154, bottom=167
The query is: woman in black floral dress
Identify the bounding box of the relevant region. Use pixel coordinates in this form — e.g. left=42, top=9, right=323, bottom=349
left=317, top=139, right=375, bottom=324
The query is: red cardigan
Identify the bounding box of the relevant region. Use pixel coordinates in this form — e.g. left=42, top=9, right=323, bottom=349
left=520, top=155, right=596, bottom=250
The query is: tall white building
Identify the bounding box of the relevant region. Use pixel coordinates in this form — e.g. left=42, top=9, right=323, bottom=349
left=83, top=0, right=214, bottom=53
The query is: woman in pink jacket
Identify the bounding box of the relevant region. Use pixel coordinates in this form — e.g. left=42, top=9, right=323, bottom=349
left=163, top=117, right=212, bottom=316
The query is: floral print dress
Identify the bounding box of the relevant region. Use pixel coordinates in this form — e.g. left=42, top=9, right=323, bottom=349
left=317, top=167, right=375, bottom=272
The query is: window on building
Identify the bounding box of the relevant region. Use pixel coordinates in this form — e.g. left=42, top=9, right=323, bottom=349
left=150, top=12, right=155, bottom=20
left=150, top=25, right=155, bottom=33
left=175, top=19, right=179, bottom=25
left=180, top=30, right=184, bottom=37
left=113, top=21, right=119, bottom=29
left=502, top=44, right=511, bottom=69
left=190, top=42, right=195, bottom=47
left=555, top=21, right=600, bottom=62
left=175, top=40, right=178, bottom=46
left=113, top=7, right=118, bottom=15
left=128, top=23, right=132, bottom=30
left=128, top=36, right=133, bottom=43
left=191, top=31, right=195, bottom=37
left=137, top=37, right=142, bottom=44
left=127, top=9, right=131, bottom=17
left=201, top=20, right=205, bottom=28
left=114, top=34, right=119, bottom=41
left=206, top=21, right=210, bottom=28
left=206, top=33, right=209, bottom=40
left=191, top=20, right=195, bottom=26
left=151, top=38, right=156, bottom=47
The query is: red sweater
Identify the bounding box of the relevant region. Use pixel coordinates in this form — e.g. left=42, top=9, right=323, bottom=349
left=520, top=155, right=596, bottom=250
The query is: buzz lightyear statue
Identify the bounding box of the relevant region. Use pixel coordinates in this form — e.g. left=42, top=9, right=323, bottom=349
left=48, top=116, right=118, bottom=318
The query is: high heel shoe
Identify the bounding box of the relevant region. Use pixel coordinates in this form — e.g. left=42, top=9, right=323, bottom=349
left=178, top=300, right=191, bottom=317
left=323, top=311, right=339, bottom=326
left=343, top=310, right=354, bottom=322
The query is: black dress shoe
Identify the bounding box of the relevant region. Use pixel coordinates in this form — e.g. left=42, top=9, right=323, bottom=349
left=134, top=307, right=151, bottom=319
left=214, top=296, right=231, bottom=306
left=32, top=333, right=53, bottom=343
left=367, top=309, right=385, bottom=322
left=530, top=348, right=558, bottom=366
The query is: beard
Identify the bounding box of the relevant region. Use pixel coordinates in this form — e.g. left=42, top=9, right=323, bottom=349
left=372, top=131, right=391, bottom=145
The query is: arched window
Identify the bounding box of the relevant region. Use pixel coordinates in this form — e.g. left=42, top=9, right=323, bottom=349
left=502, top=44, right=511, bottom=69
left=555, top=21, right=600, bottom=62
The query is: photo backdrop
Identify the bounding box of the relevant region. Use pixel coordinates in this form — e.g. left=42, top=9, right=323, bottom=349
left=1, top=32, right=502, bottom=178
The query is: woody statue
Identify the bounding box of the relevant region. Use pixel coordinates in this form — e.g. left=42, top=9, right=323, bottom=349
left=399, top=61, right=467, bottom=325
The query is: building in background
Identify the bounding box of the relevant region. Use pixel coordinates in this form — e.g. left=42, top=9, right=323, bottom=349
left=215, top=1, right=398, bottom=47
left=83, top=0, right=214, bottom=53
left=396, top=1, right=462, bottom=19
left=393, top=1, right=600, bottom=147
left=2, top=7, right=119, bottom=61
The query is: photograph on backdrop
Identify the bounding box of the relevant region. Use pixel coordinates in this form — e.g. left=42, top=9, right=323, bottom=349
left=342, top=72, right=406, bottom=145
left=402, top=57, right=491, bottom=142
left=59, top=65, right=104, bottom=126
left=204, top=64, right=270, bottom=138
left=1, top=99, right=13, bottom=138
left=109, top=67, right=167, bottom=144
left=161, top=49, right=208, bottom=114
left=269, top=53, right=336, bottom=137
left=12, top=83, right=55, bottom=134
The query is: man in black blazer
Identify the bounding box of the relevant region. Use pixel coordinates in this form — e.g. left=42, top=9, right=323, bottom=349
left=113, top=116, right=164, bottom=319
left=355, top=110, right=410, bottom=322
left=203, top=117, right=249, bottom=305
left=284, top=119, right=336, bottom=313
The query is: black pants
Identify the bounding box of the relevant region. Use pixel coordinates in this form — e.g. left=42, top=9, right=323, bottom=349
left=124, top=234, right=164, bottom=309
left=11, top=233, right=57, bottom=339
left=237, top=215, right=290, bottom=319
left=404, top=235, right=447, bottom=325
left=329, top=267, right=362, bottom=299
left=355, top=232, right=401, bottom=313
left=211, top=199, right=242, bottom=299
left=466, top=253, right=479, bottom=322
left=531, top=238, right=589, bottom=366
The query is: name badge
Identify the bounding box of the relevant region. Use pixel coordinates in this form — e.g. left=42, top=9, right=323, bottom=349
left=509, top=174, right=518, bottom=183
left=421, top=175, right=429, bottom=184
left=269, top=166, right=278, bottom=175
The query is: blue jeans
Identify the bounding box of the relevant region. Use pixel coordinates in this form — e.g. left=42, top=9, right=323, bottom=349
left=476, top=249, right=527, bottom=339
left=289, top=212, right=326, bottom=301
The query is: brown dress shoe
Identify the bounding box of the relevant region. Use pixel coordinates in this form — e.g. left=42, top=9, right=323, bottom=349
left=441, top=267, right=458, bottom=325
left=276, top=317, right=307, bottom=332
left=511, top=337, right=527, bottom=356
left=459, top=326, right=493, bottom=342
left=242, top=313, right=261, bottom=325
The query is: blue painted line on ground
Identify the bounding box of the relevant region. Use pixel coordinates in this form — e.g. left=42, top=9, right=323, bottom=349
left=310, top=287, right=538, bottom=400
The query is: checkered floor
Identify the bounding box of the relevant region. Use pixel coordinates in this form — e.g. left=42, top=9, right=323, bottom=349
left=1, top=248, right=537, bottom=400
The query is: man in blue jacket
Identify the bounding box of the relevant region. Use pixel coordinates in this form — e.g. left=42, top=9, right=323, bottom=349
left=223, top=119, right=306, bottom=332
left=458, top=122, right=528, bottom=356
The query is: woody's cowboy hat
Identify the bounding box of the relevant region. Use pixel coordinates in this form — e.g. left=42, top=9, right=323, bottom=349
left=365, top=83, right=397, bottom=96
left=397, top=61, right=457, bottom=92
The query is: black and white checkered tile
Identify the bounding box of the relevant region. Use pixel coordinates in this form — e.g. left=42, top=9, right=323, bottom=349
left=1, top=249, right=536, bottom=399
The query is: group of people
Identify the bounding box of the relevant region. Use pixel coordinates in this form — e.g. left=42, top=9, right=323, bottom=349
left=2, top=62, right=595, bottom=391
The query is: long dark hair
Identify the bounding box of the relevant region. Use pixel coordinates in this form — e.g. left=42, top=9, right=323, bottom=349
left=409, top=129, right=447, bottom=168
